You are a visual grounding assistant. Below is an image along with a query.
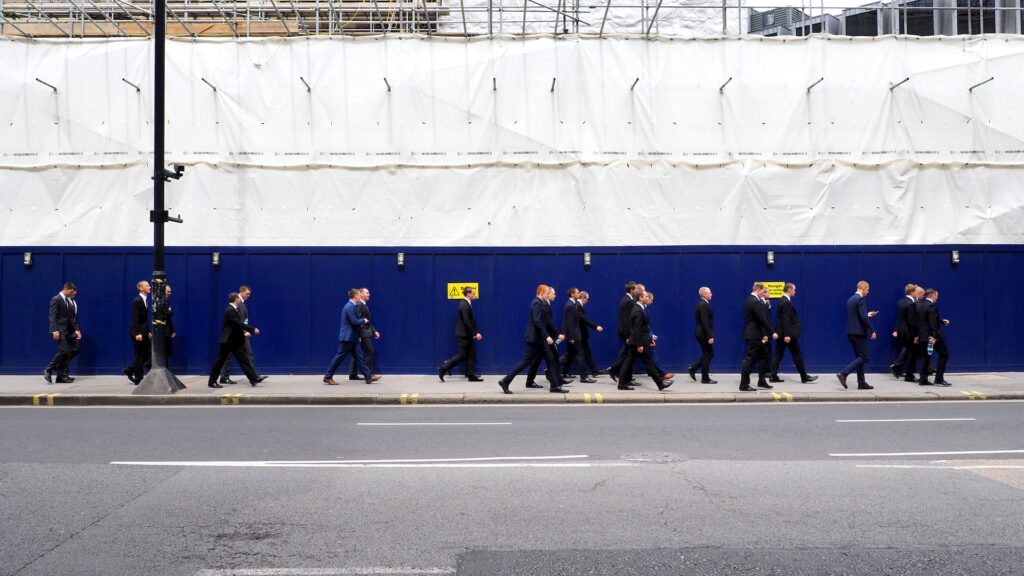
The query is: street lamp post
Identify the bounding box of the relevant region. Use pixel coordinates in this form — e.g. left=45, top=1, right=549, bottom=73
left=134, top=0, right=186, bottom=395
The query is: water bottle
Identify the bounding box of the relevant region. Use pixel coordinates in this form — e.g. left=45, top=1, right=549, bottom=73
left=927, top=342, right=934, bottom=355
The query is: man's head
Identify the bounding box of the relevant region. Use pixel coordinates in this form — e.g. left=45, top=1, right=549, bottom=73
left=567, top=287, right=579, bottom=300
left=546, top=286, right=557, bottom=302
left=228, top=291, right=239, bottom=304
left=239, top=285, right=252, bottom=300
left=925, top=288, right=938, bottom=302
left=751, top=282, right=766, bottom=298
left=624, top=281, right=637, bottom=295
left=360, top=288, right=370, bottom=302
left=642, top=291, right=654, bottom=305
left=904, top=283, right=917, bottom=296
left=62, top=282, right=77, bottom=298
left=578, top=291, right=590, bottom=305
left=165, top=284, right=172, bottom=298
left=913, top=286, right=925, bottom=300
left=536, top=284, right=549, bottom=298
left=348, top=288, right=361, bottom=301
left=698, top=286, right=712, bottom=301
left=857, top=280, right=870, bottom=296
left=784, top=282, right=796, bottom=298
left=463, top=286, right=477, bottom=301
left=137, top=280, right=151, bottom=295
left=634, top=283, right=646, bottom=297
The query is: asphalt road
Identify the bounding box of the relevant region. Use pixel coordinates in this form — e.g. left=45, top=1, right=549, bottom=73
left=2, top=402, right=1023, bottom=576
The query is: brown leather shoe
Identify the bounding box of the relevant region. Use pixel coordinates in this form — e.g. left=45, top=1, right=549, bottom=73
left=323, top=378, right=339, bottom=385
left=366, top=375, right=382, bottom=383
left=662, top=373, right=675, bottom=380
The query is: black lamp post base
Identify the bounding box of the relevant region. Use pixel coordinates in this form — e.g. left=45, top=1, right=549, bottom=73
left=132, top=367, right=186, bottom=395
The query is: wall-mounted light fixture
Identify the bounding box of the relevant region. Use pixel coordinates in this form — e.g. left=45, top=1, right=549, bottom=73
left=766, top=251, right=775, bottom=266
left=583, top=252, right=592, bottom=270
left=397, top=252, right=406, bottom=270
left=23, top=251, right=32, bottom=268
left=951, top=250, right=960, bottom=265
left=212, top=252, right=220, bottom=267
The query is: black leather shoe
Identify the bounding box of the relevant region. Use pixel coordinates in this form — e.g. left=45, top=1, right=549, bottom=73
left=348, top=375, right=362, bottom=381
left=559, top=379, right=574, bottom=385
left=757, top=382, right=773, bottom=389
left=498, top=380, right=511, bottom=394
left=769, top=376, right=785, bottom=383
left=252, top=375, right=268, bottom=386
left=550, top=387, right=569, bottom=393
left=919, top=380, right=933, bottom=386
left=219, top=376, right=236, bottom=384
left=836, top=373, right=848, bottom=389
left=739, top=386, right=757, bottom=392
left=858, top=383, right=874, bottom=390
left=55, top=377, right=74, bottom=384
left=609, top=372, right=618, bottom=383
left=701, top=379, right=718, bottom=384
left=525, top=381, right=543, bottom=389
left=889, top=364, right=900, bottom=378
left=60, top=376, right=75, bottom=382
left=437, top=368, right=446, bottom=382
left=801, top=375, right=819, bottom=383
left=657, top=380, right=674, bottom=391
left=122, top=367, right=134, bottom=382
left=44, top=369, right=53, bottom=383
left=468, top=376, right=484, bottom=382
left=688, top=366, right=697, bottom=381
left=629, top=380, right=640, bottom=387
left=208, top=382, right=223, bottom=388
left=933, top=380, right=951, bottom=387
left=579, top=377, right=597, bottom=384
left=617, top=385, right=635, bottom=391
left=903, top=376, right=917, bottom=383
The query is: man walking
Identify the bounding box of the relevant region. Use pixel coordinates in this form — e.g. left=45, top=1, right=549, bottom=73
left=498, top=285, right=566, bottom=394
left=770, top=283, right=817, bottom=383
left=687, top=287, right=716, bottom=384
left=607, top=281, right=642, bottom=384
left=219, top=285, right=264, bottom=384
left=438, top=286, right=483, bottom=382
left=123, top=280, right=151, bottom=385
left=739, top=283, right=777, bottom=391
left=917, top=288, right=951, bottom=386
left=575, top=291, right=604, bottom=377
left=891, top=284, right=922, bottom=381
left=559, top=287, right=595, bottom=383
left=323, top=288, right=379, bottom=385
left=524, top=286, right=570, bottom=388
left=837, top=280, right=878, bottom=390
left=617, top=291, right=673, bottom=391
left=349, top=287, right=381, bottom=380
left=45, top=282, right=81, bottom=384
left=208, top=292, right=266, bottom=388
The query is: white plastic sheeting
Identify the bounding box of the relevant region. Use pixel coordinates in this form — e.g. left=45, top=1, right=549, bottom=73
left=1, top=35, right=1023, bottom=247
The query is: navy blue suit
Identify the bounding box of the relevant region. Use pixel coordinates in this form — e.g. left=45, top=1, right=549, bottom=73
left=558, top=299, right=590, bottom=378
left=501, top=298, right=559, bottom=389
left=841, top=293, right=874, bottom=384
left=324, top=300, right=372, bottom=380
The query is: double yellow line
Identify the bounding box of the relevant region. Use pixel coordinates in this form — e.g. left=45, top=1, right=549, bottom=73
left=220, top=393, right=243, bottom=405
left=960, top=390, right=987, bottom=400
left=583, top=392, right=604, bottom=404
left=770, top=391, right=795, bottom=402
left=400, top=393, right=420, bottom=405
left=32, top=393, right=61, bottom=406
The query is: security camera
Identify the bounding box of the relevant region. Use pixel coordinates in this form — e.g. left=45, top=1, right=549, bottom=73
left=173, top=164, right=185, bottom=175
left=162, top=164, right=185, bottom=181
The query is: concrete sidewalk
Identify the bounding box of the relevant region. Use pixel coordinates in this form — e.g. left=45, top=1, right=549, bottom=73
left=1, top=371, right=1022, bottom=406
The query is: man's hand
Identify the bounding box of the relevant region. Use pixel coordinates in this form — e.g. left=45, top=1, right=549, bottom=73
left=557, top=334, right=565, bottom=343
left=52, top=331, right=61, bottom=341
left=868, top=310, right=879, bottom=318
left=761, top=336, right=768, bottom=343
left=708, top=338, right=715, bottom=344
left=929, top=336, right=936, bottom=344
left=637, top=346, right=644, bottom=353
left=374, top=331, right=381, bottom=339
left=253, top=328, right=260, bottom=335
left=569, top=339, right=575, bottom=344
left=650, top=340, right=656, bottom=347
left=784, top=336, right=791, bottom=343
left=74, top=330, right=81, bottom=340
left=596, top=326, right=604, bottom=332
left=942, top=319, right=950, bottom=326
left=474, top=333, right=483, bottom=341
left=135, top=334, right=142, bottom=342
left=546, top=336, right=554, bottom=345
left=870, top=332, right=877, bottom=340
left=892, top=330, right=898, bottom=338
left=171, top=332, right=176, bottom=338
left=771, top=332, right=779, bottom=340
left=245, top=332, right=251, bottom=337
left=913, top=337, right=919, bottom=344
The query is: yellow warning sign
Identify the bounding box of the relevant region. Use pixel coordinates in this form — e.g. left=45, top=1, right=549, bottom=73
left=762, top=282, right=786, bottom=299
left=447, top=282, right=479, bottom=300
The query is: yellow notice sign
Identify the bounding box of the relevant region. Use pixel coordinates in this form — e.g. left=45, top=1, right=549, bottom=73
left=447, top=282, right=479, bottom=300
left=763, top=282, right=786, bottom=299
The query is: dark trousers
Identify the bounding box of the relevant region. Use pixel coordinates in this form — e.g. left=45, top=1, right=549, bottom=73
left=608, top=336, right=630, bottom=374
left=690, top=336, right=714, bottom=381
left=771, top=337, right=808, bottom=379
left=349, top=336, right=375, bottom=378
left=46, top=333, right=80, bottom=377
left=127, top=336, right=151, bottom=381
left=209, top=342, right=259, bottom=384
left=740, top=338, right=770, bottom=387
left=220, top=339, right=256, bottom=378
left=618, top=346, right=663, bottom=386
left=919, top=336, right=949, bottom=382
left=841, top=335, right=870, bottom=384
left=558, top=339, right=589, bottom=378
left=899, top=337, right=918, bottom=379
left=440, top=337, right=476, bottom=377
left=580, top=337, right=599, bottom=374
left=325, top=340, right=370, bottom=381
left=527, top=343, right=561, bottom=383
left=503, top=342, right=558, bottom=389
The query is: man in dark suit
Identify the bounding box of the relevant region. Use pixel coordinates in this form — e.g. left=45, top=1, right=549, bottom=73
left=558, top=287, right=596, bottom=383
left=687, top=286, right=717, bottom=384
left=739, top=282, right=777, bottom=391
left=438, top=286, right=483, bottom=382
left=349, top=287, right=382, bottom=380
left=208, top=292, right=266, bottom=388
left=617, top=291, right=672, bottom=391
left=574, top=291, right=604, bottom=377
left=917, top=288, right=951, bottom=386
left=890, top=284, right=922, bottom=381
left=122, top=280, right=152, bottom=385
left=45, top=282, right=81, bottom=384
left=498, top=285, right=567, bottom=394
left=219, top=285, right=264, bottom=384
left=323, top=288, right=379, bottom=385
left=607, top=281, right=643, bottom=384
left=524, top=286, right=571, bottom=388
left=837, top=280, right=878, bottom=390
left=770, top=283, right=817, bottom=383
left=164, top=284, right=177, bottom=361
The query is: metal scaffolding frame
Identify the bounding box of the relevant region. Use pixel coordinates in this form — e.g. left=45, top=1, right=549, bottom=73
left=0, top=0, right=1021, bottom=37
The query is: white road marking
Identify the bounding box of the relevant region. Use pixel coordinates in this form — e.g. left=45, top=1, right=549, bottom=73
left=835, top=418, right=977, bottom=423
left=829, top=449, right=1024, bottom=457
left=857, top=464, right=1024, bottom=470
left=196, top=568, right=455, bottom=576
left=111, top=454, right=640, bottom=468
left=356, top=422, right=511, bottom=426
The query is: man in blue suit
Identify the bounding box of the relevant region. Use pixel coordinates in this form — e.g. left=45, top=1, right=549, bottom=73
left=837, top=280, right=878, bottom=390
left=323, top=288, right=378, bottom=385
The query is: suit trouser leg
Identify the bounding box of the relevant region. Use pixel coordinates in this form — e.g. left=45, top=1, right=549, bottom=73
left=349, top=337, right=374, bottom=378
left=788, top=338, right=808, bottom=379
left=770, top=340, right=786, bottom=378
left=233, top=344, right=260, bottom=383
left=637, top=348, right=664, bottom=386
left=740, top=339, right=760, bottom=387
left=47, top=336, right=74, bottom=375
left=502, top=344, right=543, bottom=385
left=526, top=355, right=543, bottom=383
left=539, top=344, right=560, bottom=389
left=693, top=337, right=714, bottom=380
left=130, top=337, right=151, bottom=380
left=841, top=336, right=869, bottom=384
left=618, top=347, right=639, bottom=385
left=901, top=337, right=918, bottom=379
left=756, top=342, right=770, bottom=384
left=571, top=340, right=589, bottom=377
left=324, top=341, right=354, bottom=379
left=581, top=339, right=599, bottom=374
left=893, top=346, right=907, bottom=369
left=934, top=336, right=949, bottom=381
left=608, top=338, right=629, bottom=373
left=441, top=337, right=471, bottom=374
left=209, top=344, right=234, bottom=383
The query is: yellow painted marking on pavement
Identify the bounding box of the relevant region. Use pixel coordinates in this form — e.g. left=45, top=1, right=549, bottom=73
left=782, top=392, right=794, bottom=402
left=231, top=394, right=242, bottom=405
left=400, top=393, right=409, bottom=405
left=32, top=394, right=44, bottom=406
left=771, top=392, right=782, bottom=401
left=47, top=393, right=60, bottom=406
left=960, top=390, right=986, bottom=400
left=220, top=393, right=243, bottom=405
left=412, top=393, right=420, bottom=405
left=584, top=393, right=592, bottom=403
left=32, top=393, right=60, bottom=406
left=595, top=393, right=604, bottom=404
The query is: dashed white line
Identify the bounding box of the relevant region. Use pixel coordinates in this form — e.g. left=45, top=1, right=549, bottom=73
left=356, top=422, right=511, bottom=426
left=829, top=449, right=1024, bottom=457
left=111, top=454, right=641, bottom=468
left=196, top=568, right=455, bottom=576
left=835, top=418, right=977, bottom=423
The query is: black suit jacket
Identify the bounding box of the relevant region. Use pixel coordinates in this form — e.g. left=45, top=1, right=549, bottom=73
left=130, top=295, right=149, bottom=338
left=355, top=302, right=375, bottom=338
left=695, top=299, right=714, bottom=340
left=616, top=295, right=635, bottom=339
left=742, top=295, right=773, bottom=341
left=895, top=296, right=918, bottom=339
left=48, top=294, right=79, bottom=335
left=219, top=304, right=256, bottom=345
left=628, top=304, right=654, bottom=347
left=774, top=296, right=801, bottom=338
left=918, top=299, right=941, bottom=340
left=524, top=298, right=557, bottom=344
left=454, top=299, right=477, bottom=339
left=577, top=302, right=598, bottom=341
left=563, top=299, right=582, bottom=341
